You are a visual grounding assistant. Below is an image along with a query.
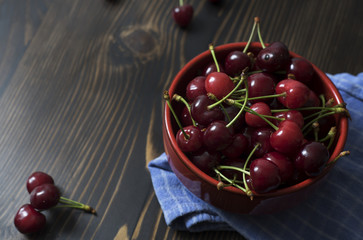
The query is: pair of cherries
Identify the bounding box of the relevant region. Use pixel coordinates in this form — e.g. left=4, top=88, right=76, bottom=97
left=172, top=0, right=221, bottom=28
left=14, top=172, right=95, bottom=235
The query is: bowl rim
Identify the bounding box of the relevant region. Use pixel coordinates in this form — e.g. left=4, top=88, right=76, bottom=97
left=164, top=42, right=349, bottom=197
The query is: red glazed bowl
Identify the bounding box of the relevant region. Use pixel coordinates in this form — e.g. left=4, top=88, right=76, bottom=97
left=163, top=42, right=348, bottom=214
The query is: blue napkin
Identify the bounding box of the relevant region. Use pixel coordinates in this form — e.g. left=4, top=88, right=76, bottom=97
left=148, top=73, right=363, bottom=239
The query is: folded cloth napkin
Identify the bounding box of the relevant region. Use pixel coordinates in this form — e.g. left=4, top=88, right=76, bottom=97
left=148, top=73, right=363, bottom=239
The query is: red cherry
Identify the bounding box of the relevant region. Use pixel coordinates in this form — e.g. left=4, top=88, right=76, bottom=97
left=172, top=4, right=193, bottom=28
left=245, top=102, right=272, bottom=128
left=273, top=110, right=304, bottom=128
left=255, top=42, right=290, bottom=72
left=186, top=76, right=207, bottom=102
left=275, top=79, right=310, bottom=108
left=203, top=62, right=225, bottom=76
left=190, top=95, right=224, bottom=126
left=250, top=158, right=281, bottom=193
left=287, top=57, right=314, bottom=84
left=222, top=133, right=248, bottom=158
left=26, top=171, right=55, bottom=194
left=224, top=50, right=251, bottom=77
left=270, top=120, right=304, bottom=156
left=30, top=183, right=61, bottom=210
left=176, top=125, right=203, bottom=153
left=294, top=141, right=330, bottom=177
left=190, top=150, right=222, bottom=176
left=14, top=204, right=46, bottom=234
left=247, top=73, right=276, bottom=103
left=264, top=151, right=294, bottom=183
left=205, top=72, right=235, bottom=99
left=203, top=121, right=233, bottom=151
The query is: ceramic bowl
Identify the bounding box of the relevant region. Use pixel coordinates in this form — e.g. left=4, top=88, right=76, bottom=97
left=162, top=42, right=348, bottom=214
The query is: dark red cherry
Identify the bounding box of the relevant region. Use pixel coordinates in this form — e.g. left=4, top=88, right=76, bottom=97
left=205, top=72, right=235, bottom=99
left=203, top=121, right=233, bottom=151
left=250, top=127, right=274, bottom=158
left=30, top=183, right=61, bottom=210
left=250, top=158, right=281, bottom=193
left=172, top=4, right=193, bottom=28
left=270, top=120, right=304, bottom=156
left=247, top=73, right=276, bottom=103
left=203, top=62, right=224, bottom=76
left=275, top=79, right=310, bottom=108
left=224, top=50, right=251, bottom=77
left=186, top=76, right=207, bottom=102
left=245, top=102, right=272, bottom=128
left=255, top=42, right=290, bottom=72
left=190, top=95, right=224, bottom=126
left=180, top=105, right=193, bottom=126
left=273, top=110, right=304, bottom=128
left=224, top=105, right=245, bottom=132
left=303, top=89, right=320, bottom=108
left=176, top=125, right=203, bottom=153
left=14, top=204, right=46, bottom=234
left=190, top=150, right=222, bottom=176
left=26, top=171, right=54, bottom=194
left=222, top=133, right=248, bottom=159
left=264, top=151, right=294, bottom=183
left=287, top=57, right=314, bottom=84
left=294, top=141, right=330, bottom=177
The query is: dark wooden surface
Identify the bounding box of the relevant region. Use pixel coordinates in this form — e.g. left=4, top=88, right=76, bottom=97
left=1, top=0, right=363, bottom=239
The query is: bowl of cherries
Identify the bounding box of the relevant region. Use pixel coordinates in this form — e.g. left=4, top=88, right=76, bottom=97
left=162, top=18, right=349, bottom=214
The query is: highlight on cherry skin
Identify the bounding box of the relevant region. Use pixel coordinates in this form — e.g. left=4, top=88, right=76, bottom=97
left=14, top=171, right=96, bottom=235
left=164, top=17, right=350, bottom=198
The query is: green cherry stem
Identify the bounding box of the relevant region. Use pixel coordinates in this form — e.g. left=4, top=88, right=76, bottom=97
left=217, top=165, right=250, bottom=175
left=164, top=90, right=189, bottom=139
left=58, top=197, right=96, bottom=214
left=255, top=17, right=266, bottom=49
left=214, top=168, right=247, bottom=192
left=172, top=94, right=197, bottom=126
left=179, top=0, right=183, bottom=6
left=209, top=43, right=220, bottom=72
left=244, top=143, right=261, bottom=199
left=243, top=17, right=258, bottom=53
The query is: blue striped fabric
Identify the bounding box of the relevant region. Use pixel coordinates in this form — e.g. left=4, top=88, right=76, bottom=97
left=148, top=73, right=363, bottom=239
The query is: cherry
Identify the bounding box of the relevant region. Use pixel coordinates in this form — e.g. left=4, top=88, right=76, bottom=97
left=245, top=102, right=272, bottom=128
left=287, top=57, right=314, bottom=84
left=255, top=42, right=290, bottom=72
left=247, top=72, right=276, bottom=103
left=303, top=89, right=320, bottom=108
left=264, top=151, right=294, bottom=183
left=273, top=110, right=304, bottom=128
left=275, top=79, right=310, bottom=108
left=190, top=95, right=224, bottom=126
left=203, top=62, right=224, bottom=76
left=14, top=204, right=46, bottom=234
left=294, top=141, right=330, bottom=177
left=270, top=120, right=304, bottom=156
left=222, top=133, right=248, bottom=159
left=30, top=183, right=61, bottom=210
left=203, top=120, right=233, bottom=151
left=250, top=127, right=274, bottom=158
left=172, top=3, right=193, bottom=28
left=26, top=171, right=54, bottom=194
left=205, top=72, right=235, bottom=99
left=176, top=125, right=203, bottom=153
left=250, top=158, right=281, bottom=193
left=190, top=150, right=222, bottom=176
left=180, top=105, right=194, bottom=126
left=224, top=50, right=251, bottom=77
left=186, top=76, right=207, bottom=102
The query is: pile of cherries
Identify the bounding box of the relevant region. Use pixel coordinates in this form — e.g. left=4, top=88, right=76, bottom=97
left=14, top=171, right=95, bottom=235
left=165, top=18, right=349, bottom=196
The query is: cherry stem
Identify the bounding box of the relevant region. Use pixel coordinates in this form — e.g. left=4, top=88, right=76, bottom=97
left=328, top=150, right=350, bottom=166
left=255, top=17, right=266, bottom=49
left=243, top=17, right=258, bottom=53
left=164, top=91, right=189, bottom=139
left=217, top=165, right=250, bottom=175
left=302, top=111, right=337, bottom=134
left=179, top=0, right=183, bottom=6
left=226, top=75, right=249, bottom=128
left=319, top=126, right=336, bottom=150
left=245, top=106, right=278, bottom=130
left=244, top=143, right=261, bottom=199
left=173, top=94, right=197, bottom=126
left=214, top=168, right=247, bottom=192
left=58, top=197, right=96, bottom=214
left=209, top=43, right=220, bottom=72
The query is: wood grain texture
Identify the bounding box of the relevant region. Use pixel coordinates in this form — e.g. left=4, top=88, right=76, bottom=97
left=0, top=0, right=362, bottom=239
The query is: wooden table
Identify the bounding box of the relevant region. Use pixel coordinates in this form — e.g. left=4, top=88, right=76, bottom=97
left=1, top=0, right=362, bottom=239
